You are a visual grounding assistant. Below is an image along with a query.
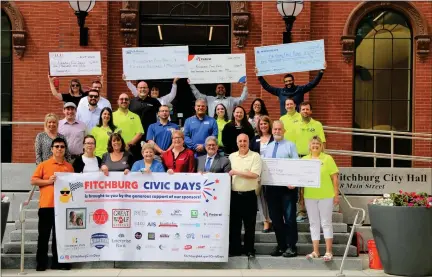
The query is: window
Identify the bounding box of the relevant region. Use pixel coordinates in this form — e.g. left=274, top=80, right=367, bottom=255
left=1, top=10, right=12, bottom=162
left=353, top=10, right=412, bottom=167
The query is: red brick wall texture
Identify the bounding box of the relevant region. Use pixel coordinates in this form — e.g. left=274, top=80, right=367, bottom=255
left=7, top=1, right=432, bottom=166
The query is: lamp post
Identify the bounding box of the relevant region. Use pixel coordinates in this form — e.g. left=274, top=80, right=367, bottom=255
left=276, top=0, right=303, bottom=43
left=69, top=0, right=96, bottom=46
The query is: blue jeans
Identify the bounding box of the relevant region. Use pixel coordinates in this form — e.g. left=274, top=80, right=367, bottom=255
left=265, top=187, right=298, bottom=250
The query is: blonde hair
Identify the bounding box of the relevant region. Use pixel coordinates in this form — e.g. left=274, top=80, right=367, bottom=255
left=141, top=142, right=155, bottom=153
left=172, top=130, right=184, bottom=140
left=309, top=135, right=324, bottom=153
left=44, top=113, right=59, bottom=132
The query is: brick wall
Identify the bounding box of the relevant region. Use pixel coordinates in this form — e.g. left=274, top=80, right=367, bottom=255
left=8, top=1, right=432, bottom=166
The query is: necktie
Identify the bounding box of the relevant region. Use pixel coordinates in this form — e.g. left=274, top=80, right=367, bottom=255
left=272, top=142, right=279, bottom=158
left=205, top=157, right=212, bottom=172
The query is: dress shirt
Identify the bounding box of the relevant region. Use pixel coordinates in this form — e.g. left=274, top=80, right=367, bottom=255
left=204, top=154, right=216, bottom=170
left=58, top=119, right=86, bottom=155
left=189, top=85, right=248, bottom=119
left=76, top=104, right=103, bottom=132
left=263, top=139, right=299, bottom=159
left=77, top=96, right=112, bottom=111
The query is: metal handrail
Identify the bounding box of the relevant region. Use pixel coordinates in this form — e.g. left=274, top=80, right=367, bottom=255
left=336, top=189, right=366, bottom=277
left=18, top=186, right=37, bottom=275
left=326, top=149, right=432, bottom=163
left=324, top=125, right=432, bottom=137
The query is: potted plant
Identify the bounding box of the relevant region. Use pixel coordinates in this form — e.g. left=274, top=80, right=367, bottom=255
left=368, top=191, right=432, bottom=276
left=1, top=194, right=10, bottom=243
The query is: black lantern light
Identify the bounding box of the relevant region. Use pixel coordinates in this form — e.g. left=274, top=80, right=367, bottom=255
left=276, top=0, right=304, bottom=43
left=69, top=0, right=96, bottom=46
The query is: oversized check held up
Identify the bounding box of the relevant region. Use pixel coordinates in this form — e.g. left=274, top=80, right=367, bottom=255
left=260, top=158, right=321, bottom=188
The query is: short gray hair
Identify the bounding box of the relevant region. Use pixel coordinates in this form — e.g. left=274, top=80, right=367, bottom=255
left=205, top=136, right=218, bottom=146
left=195, top=98, right=207, bottom=106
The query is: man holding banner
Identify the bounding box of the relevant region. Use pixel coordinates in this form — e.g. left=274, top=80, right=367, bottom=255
left=256, top=62, right=326, bottom=115
left=189, top=82, right=248, bottom=119
left=263, top=121, right=299, bottom=258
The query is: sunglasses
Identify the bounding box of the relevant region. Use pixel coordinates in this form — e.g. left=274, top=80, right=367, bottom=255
left=53, top=145, right=66, bottom=149
left=60, top=190, right=70, bottom=195
left=89, top=95, right=99, bottom=99
left=119, top=98, right=129, bottom=102
left=71, top=84, right=80, bottom=87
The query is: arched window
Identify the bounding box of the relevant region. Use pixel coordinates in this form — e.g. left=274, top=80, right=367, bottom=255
left=353, top=10, right=412, bottom=167
left=1, top=10, right=12, bottom=162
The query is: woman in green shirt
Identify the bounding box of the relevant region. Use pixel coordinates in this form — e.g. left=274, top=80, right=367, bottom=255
left=300, top=136, right=339, bottom=262
left=91, top=107, right=118, bottom=158
left=213, top=103, right=229, bottom=155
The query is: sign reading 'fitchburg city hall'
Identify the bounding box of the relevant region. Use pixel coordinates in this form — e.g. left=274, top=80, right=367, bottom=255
left=338, top=168, right=431, bottom=195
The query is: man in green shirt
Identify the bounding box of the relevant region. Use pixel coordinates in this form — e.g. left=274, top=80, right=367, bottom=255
left=113, top=93, right=144, bottom=162
left=279, top=97, right=302, bottom=143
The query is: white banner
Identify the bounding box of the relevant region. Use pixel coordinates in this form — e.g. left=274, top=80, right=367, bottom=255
left=255, top=40, right=325, bottom=76
left=54, top=172, right=230, bottom=263
left=122, top=46, right=189, bottom=80
left=49, top=52, right=102, bottom=76
left=188, top=54, right=246, bottom=84
left=261, top=158, right=321, bottom=187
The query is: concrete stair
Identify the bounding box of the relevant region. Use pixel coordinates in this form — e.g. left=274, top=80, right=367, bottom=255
left=2, top=199, right=361, bottom=270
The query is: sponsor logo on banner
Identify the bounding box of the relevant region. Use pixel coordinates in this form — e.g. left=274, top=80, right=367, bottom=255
left=134, top=210, right=148, bottom=217
left=186, top=233, right=196, bottom=239
left=174, top=233, right=181, bottom=239
left=147, top=222, right=157, bottom=227
left=112, top=233, right=132, bottom=248
left=159, top=222, right=178, bottom=227
left=89, top=209, right=109, bottom=225
left=59, top=187, right=73, bottom=203
left=203, top=211, right=222, bottom=217
left=145, top=244, right=156, bottom=249
left=156, top=209, right=163, bottom=216
left=201, top=234, right=211, bottom=239
left=190, top=210, right=198, bottom=218
left=90, top=233, right=109, bottom=249
left=171, top=209, right=183, bottom=216
left=134, top=221, right=146, bottom=227
left=148, top=232, right=155, bottom=240
left=136, top=245, right=141, bottom=250
left=112, top=209, right=131, bottom=228
left=201, top=233, right=221, bottom=240
left=184, top=245, right=192, bottom=250
left=160, top=234, right=170, bottom=238
left=171, top=247, right=179, bottom=251
left=196, top=245, right=205, bottom=249
left=204, top=222, right=223, bottom=227
left=159, top=244, right=167, bottom=250
left=64, top=237, right=86, bottom=250
left=135, top=232, right=142, bottom=239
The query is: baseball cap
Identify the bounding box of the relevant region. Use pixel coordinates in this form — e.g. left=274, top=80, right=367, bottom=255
left=63, top=102, right=77, bottom=109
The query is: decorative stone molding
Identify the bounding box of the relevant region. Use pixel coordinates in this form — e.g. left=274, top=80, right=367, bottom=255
left=231, top=1, right=250, bottom=48
left=341, top=1, right=431, bottom=62
left=120, top=1, right=139, bottom=47
left=1, top=1, right=27, bottom=59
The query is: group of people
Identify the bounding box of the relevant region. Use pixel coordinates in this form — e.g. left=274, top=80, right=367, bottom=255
left=31, top=63, right=338, bottom=271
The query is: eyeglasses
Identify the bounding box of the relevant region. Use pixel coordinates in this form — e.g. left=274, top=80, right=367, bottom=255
left=138, top=87, right=149, bottom=89
left=71, top=84, right=80, bottom=87
left=53, top=145, right=66, bottom=149
left=89, top=95, right=99, bottom=99
left=119, top=98, right=129, bottom=102
left=172, top=137, right=182, bottom=140
left=206, top=144, right=217, bottom=147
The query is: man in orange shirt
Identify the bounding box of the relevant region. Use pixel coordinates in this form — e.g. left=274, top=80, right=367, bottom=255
left=31, top=137, right=74, bottom=271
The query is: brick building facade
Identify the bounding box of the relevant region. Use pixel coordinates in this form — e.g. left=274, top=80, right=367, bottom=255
left=1, top=1, right=431, bottom=166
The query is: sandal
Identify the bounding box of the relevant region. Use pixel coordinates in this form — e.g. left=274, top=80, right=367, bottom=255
left=323, top=252, right=333, bottom=262
left=305, top=252, right=320, bottom=260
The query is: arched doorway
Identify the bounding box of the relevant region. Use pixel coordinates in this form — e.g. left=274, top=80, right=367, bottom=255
left=1, top=10, right=13, bottom=162
left=139, top=1, right=231, bottom=123
left=353, top=9, right=413, bottom=167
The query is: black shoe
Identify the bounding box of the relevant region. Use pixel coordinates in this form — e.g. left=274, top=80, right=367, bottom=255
left=246, top=251, right=256, bottom=258
left=270, top=246, right=286, bottom=257
left=282, top=247, right=298, bottom=258
left=36, top=266, right=46, bottom=271
left=51, top=263, right=71, bottom=270
left=229, top=252, right=242, bottom=257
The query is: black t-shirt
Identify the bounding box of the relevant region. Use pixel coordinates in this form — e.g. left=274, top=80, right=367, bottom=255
left=129, top=96, right=161, bottom=135
left=61, top=92, right=88, bottom=107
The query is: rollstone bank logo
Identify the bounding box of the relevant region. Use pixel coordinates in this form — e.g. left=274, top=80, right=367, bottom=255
left=90, top=233, right=109, bottom=249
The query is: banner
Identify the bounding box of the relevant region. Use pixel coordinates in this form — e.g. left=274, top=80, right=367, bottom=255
left=122, top=46, right=189, bottom=80
left=54, top=172, right=230, bottom=263
left=187, top=54, right=246, bottom=84
left=49, top=52, right=102, bottom=76
left=255, top=40, right=325, bottom=76
left=261, top=158, right=321, bottom=187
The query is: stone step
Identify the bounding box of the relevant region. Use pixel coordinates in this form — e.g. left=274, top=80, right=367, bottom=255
left=254, top=242, right=358, bottom=257
left=9, top=230, right=351, bottom=245
left=1, top=254, right=363, bottom=270
left=27, top=200, right=39, bottom=210
left=16, top=219, right=349, bottom=233
left=3, top=241, right=357, bottom=257
left=24, top=209, right=38, bottom=219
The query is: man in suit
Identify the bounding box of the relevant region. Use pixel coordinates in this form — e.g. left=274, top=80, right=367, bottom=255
left=197, top=136, right=231, bottom=173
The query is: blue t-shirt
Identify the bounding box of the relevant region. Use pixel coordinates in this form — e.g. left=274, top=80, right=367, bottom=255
left=146, top=121, right=179, bottom=151
left=131, top=159, right=165, bottom=173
